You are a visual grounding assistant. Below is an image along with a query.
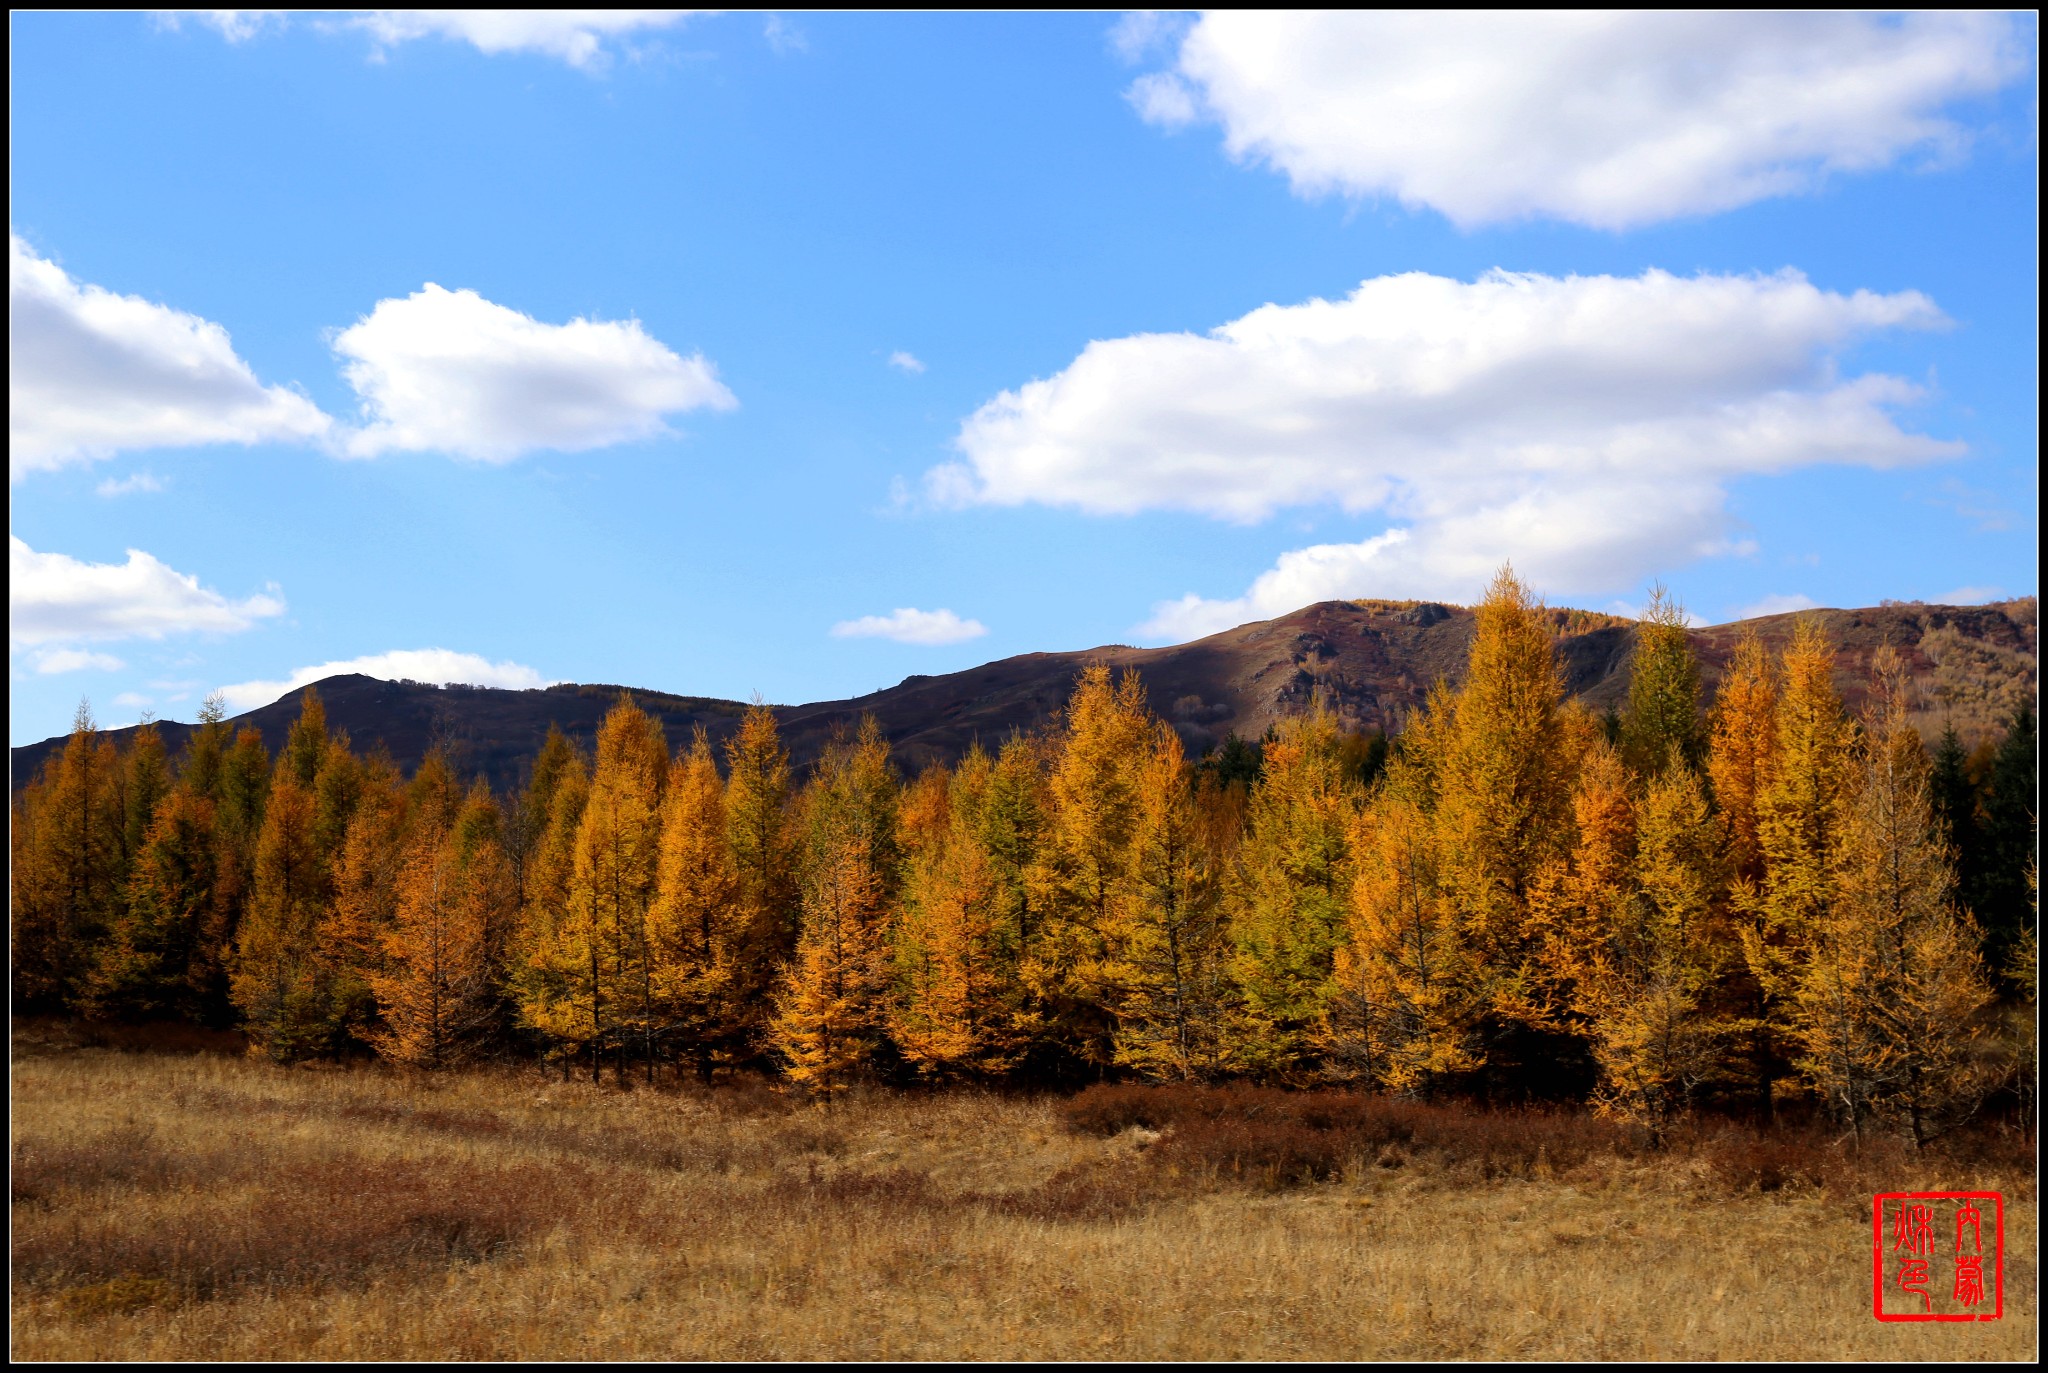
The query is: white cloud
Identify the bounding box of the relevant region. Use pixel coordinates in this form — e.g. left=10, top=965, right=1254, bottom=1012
left=888, top=350, right=927, bottom=374
left=11, top=235, right=333, bottom=477
left=158, top=10, right=702, bottom=69
left=10, top=537, right=286, bottom=648
left=346, top=11, right=700, bottom=70
left=95, top=472, right=166, bottom=497
left=153, top=11, right=288, bottom=44
left=764, top=15, right=808, bottom=56
left=331, top=283, right=736, bottom=460
left=1109, top=11, right=1190, bottom=65
left=1935, top=585, right=2006, bottom=605
left=31, top=648, right=127, bottom=675
left=1732, top=593, right=1822, bottom=622
left=830, top=608, right=989, bottom=646
left=216, top=648, right=553, bottom=713
left=1127, top=72, right=1200, bottom=128
left=928, top=268, right=1959, bottom=643
left=351, top=11, right=697, bottom=68
left=1130, top=13, right=2030, bottom=229
left=113, top=691, right=154, bottom=709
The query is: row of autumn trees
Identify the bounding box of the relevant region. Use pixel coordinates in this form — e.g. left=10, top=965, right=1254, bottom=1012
left=11, top=571, right=2037, bottom=1142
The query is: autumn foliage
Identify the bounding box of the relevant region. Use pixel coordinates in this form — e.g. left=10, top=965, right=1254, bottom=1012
left=12, top=569, right=2036, bottom=1148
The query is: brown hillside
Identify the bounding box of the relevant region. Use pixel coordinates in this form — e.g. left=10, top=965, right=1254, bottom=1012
left=11, top=598, right=2035, bottom=795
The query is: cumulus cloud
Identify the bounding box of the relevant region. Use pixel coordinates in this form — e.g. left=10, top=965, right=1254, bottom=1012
left=30, top=648, right=127, bottom=675
left=10, top=537, right=286, bottom=648
left=331, top=284, right=736, bottom=460
left=216, top=648, right=552, bottom=713
left=1108, top=11, right=1190, bottom=65
left=1129, top=12, right=2030, bottom=229
left=95, top=472, right=166, bottom=497
left=888, top=350, right=927, bottom=374
left=165, top=11, right=701, bottom=69
left=153, top=11, right=288, bottom=44
left=11, top=235, right=333, bottom=477
left=830, top=608, right=989, bottom=646
left=343, top=10, right=700, bottom=69
left=929, top=268, right=1960, bottom=643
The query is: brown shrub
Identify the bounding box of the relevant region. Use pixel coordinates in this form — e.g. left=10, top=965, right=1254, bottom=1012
left=11, top=1123, right=246, bottom=1206
left=69, top=1021, right=248, bottom=1056
left=1061, top=1083, right=1633, bottom=1188
left=335, top=1101, right=515, bottom=1139
left=981, top=1161, right=1147, bottom=1221
left=13, top=1153, right=599, bottom=1300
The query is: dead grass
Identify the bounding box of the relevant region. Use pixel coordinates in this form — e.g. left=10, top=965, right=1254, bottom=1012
left=11, top=1035, right=2036, bottom=1361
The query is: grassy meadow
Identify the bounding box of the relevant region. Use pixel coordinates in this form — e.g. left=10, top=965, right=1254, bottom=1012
left=10, top=1024, right=2036, bottom=1362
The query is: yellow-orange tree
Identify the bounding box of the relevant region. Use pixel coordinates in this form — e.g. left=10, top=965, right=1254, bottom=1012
left=1032, top=665, right=1151, bottom=1068
left=1228, top=702, right=1357, bottom=1077
left=319, top=753, right=409, bottom=1047
left=12, top=703, right=125, bottom=1012
left=1327, top=724, right=1484, bottom=1095
left=1431, top=568, right=1585, bottom=1083
left=1577, top=761, right=1728, bottom=1136
left=371, top=819, right=506, bottom=1069
left=1108, top=723, right=1233, bottom=1081
left=1793, top=652, right=1995, bottom=1147
left=890, top=752, right=1031, bottom=1080
left=518, top=698, right=664, bottom=1082
left=510, top=739, right=590, bottom=1077
left=724, top=702, right=799, bottom=1049
left=772, top=717, right=898, bottom=1097
left=231, top=764, right=328, bottom=1061
left=1745, top=617, right=1854, bottom=1118
left=648, top=728, right=747, bottom=1081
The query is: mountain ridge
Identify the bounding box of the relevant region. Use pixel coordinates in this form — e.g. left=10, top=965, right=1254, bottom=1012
left=11, top=597, right=2036, bottom=795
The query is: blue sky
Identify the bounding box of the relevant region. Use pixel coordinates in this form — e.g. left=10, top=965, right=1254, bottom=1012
left=9, top=11, right=2038, bottom=745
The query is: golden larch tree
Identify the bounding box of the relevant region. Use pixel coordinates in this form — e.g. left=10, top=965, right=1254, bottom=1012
left=370, top=810, right=509, bottom=1069
left=1227, top=702, right=1358, bottom=1076
left=1106, top=722, right=1232, bottom=1081
left=1326, top=743, right=1484, bottom=1095
left=891, top=755, right=1032, bottom=1079
left=319, top=754, right=410, bottom=1047
left=510, top=743, right=591, bottom=1078
left=11, top=703, right=124, bottom=1011
left=648, top=728, right=747, bottom=1082
left=231, top=767, right=330, bottom=1060
left=725, top=702, right=799, bottom=1029
left=1745, top=617, right=1854, bottom=1117
left=527, top=698, right=665, bottom=1082
left=1708, top=629, right=1780, bottom=891
left=1793, top=652, right=1996, bottom=1147
left=1431, top=567, right=1583, bottom=1054
left=1579, top=763, right=1727, bottom=1137
left=1033, top=665, right=1153, bottom=1063
left=772, top=719, right=899, bottom=1096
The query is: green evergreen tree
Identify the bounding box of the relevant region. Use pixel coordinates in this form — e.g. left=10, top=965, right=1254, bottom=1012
left=1619, top=585, right=1703, bottom=777
left=1979, top=703, right=2038, bottom=975
left=122, top=719, right=172, bottom=861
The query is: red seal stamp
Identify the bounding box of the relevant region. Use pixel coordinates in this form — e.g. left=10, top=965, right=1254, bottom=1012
left=1873, top=1192, right=2003, bottom=1321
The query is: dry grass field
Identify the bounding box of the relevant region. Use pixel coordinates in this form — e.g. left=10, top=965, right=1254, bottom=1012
left=10, top=1025, right=2036, bottom=1361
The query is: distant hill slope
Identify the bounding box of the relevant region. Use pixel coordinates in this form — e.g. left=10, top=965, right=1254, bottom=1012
left=12, top=598, right=2036, bottom=796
